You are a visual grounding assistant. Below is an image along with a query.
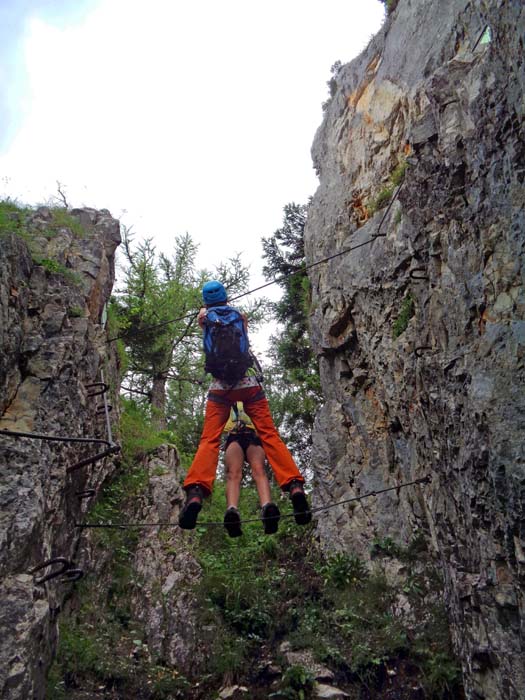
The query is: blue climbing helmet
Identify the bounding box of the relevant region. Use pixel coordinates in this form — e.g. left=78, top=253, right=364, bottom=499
left=202, top=280, right=227, bottom=305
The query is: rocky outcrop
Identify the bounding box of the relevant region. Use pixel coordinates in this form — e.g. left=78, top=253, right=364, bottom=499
left=305, top=1, right=524, bottom=699
left=0, top=208, right=121, bottom=699
left=131, top=445, right=203, bottom=674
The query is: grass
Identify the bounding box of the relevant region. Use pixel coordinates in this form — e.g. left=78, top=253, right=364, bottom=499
left=47, top=400, right=186, bottom=699
left=48, top=397, right=461, bottom=699
left=48, top=467, right=462, bottom=699
left=192, top=485, right=461, bottom=699
left=1, top=199, right=88, bottom=288
left=368, top=160, right=408, bottom=215
left=31, top=256, right=82, bottom=285
left=47, top=206, right=85, bottom=238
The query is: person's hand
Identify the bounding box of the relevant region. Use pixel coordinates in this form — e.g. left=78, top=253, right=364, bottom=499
left=197, top=307, right=207, bottom=328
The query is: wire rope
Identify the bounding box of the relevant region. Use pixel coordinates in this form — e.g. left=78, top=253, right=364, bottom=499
left=75, top=474, right=429, bottom=530
left=107, top=181, right=404, bottom=343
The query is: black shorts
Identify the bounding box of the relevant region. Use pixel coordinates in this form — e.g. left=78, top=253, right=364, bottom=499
left=224, top=431, right=262, bottom=459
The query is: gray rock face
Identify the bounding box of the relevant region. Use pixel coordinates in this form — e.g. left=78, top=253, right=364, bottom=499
left=305, top=2, right=524, bottom=699
left=130, top=445, right=203, bottom=675
left=0, top=208, right=121, bottom=699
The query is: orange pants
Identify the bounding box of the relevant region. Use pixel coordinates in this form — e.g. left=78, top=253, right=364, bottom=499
left=183, top=386, right=304, bottom=495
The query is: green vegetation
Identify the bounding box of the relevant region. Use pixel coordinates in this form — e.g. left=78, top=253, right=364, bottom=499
left=262, top=203, right=322, bottom=469
left=270, top=666, right=315, bottom=699
left=391, top=161, right=408, bottom=186
left=67, top=305, right=85, bottom=318
left=0, top=198, right=30, bottom=237
left=31, top=256, right=82, bottom=285
left=48, top=389, right=459, bottom=699
left=47, top=206, right=85, bottom=238
left=368, top=160, right=408, bottom=215
left=0, top=199, right=86, bottom=286
left=0, top=200, right=85, bottom=241
left=191, top=485, right=461, bottom=698
left=113, top=228, right=266, bottom=440
left=392, top=294, right=415, bottom=338
left=47, top=401, right=189, bottom=699
left=379, top=0, right=400, bottom=14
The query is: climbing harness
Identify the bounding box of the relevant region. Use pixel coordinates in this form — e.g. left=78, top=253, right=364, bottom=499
left=75, top=474, right=431, bottom=530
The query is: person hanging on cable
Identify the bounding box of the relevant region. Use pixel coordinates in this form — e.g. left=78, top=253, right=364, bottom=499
left=179, top=280, right=311, bottom=531
left=222, top=401, right=280, bottom=537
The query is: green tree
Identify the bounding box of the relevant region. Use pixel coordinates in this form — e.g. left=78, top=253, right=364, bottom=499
left=114, top=230, right=203, bottom=429
left=114, top=229, right=267, bottom=452
left=261, top=203, right=322, bottom=469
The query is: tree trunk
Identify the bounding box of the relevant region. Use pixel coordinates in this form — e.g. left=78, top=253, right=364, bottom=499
left=151, top=373, right=167, bottom=430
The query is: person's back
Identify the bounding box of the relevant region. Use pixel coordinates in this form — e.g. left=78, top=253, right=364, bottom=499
left=202, top=304, right=253, bottom=385
left=179, top=280, right=311, bottom=531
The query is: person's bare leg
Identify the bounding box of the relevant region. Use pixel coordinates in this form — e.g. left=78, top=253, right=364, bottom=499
left=247, top=444, right=280, bottom=534
left=246, top=444, right=272, bottom=505
left=225, top=441, right=244, bottom=508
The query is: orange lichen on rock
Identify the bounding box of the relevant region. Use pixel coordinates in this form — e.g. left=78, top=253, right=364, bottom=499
left=350, top=191, right=370, bottom=225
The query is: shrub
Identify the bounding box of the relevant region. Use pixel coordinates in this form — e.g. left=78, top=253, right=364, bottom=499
left=370, top=536, right=401, bottom=558
left=368, top=159, right=408, bottom=214
left=271, top=665, right=315, bottom=700
left=316, top=552, right=368, bottom=589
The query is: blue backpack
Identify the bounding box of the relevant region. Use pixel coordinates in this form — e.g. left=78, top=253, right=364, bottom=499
left=203, top=305, right=253, bottom=383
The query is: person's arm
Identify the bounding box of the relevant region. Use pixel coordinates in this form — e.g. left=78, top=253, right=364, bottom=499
left=197, top=307, right=207, bottom=329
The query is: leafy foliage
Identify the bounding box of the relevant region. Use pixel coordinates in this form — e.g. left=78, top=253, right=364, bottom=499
left=194, top=490, right=461, bottom=699
left=271, top=665, right=315, bottom=700
left=113, top=228, right=267, bottom=442
left=315, top=552, right=368, bottom=589
left=261, top=203, right=322, bottom=469
left=47, top=401, right=192, bottom=699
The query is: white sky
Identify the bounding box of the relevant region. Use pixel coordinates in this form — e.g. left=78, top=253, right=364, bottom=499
left=0, top=0, right=384, bottom=354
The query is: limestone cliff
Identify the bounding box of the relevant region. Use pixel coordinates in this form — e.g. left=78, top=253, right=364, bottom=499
left=0, top=206, right=201, bottom=700
left=305, top=1, right=524, bottom=699
left=0, top=208, right=122, bottom=698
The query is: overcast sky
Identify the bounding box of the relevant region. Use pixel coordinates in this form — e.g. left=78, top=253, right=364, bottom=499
left=0, top=0, right=384, bottom=352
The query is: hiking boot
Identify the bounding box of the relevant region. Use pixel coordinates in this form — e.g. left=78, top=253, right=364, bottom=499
left=178, top=485, right=203, bottom=529
left=288, top=479, right=312, bottom=525
left=261, top=502, right=280, bottom=535
left=224, top=506, right=242, bottom=538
